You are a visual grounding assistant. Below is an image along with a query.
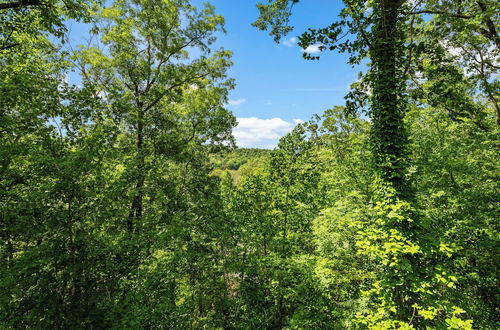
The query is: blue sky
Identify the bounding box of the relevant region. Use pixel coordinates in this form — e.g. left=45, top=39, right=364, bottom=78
left=201, top=0, right=360, bottom=148
left=67, top=1, right=361, bottom=149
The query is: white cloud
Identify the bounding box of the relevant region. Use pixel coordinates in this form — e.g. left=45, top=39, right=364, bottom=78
left=293, top=119, right=304, bottom=124
left=302, top=44, right=323, bottom=54
left=233, top=117, right=301, bottom=148
left=282, top=37, right=297, bottom=47
left=228, top=98, right=246, bottom=106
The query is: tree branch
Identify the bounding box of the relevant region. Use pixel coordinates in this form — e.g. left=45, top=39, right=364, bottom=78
left=346, top=2, right=373, bottom=50
left=145, top=35, right=200, bottom=93
left=408, top=10, right=473, bottom=19
left=0, top=1, right=22, bottom=10
left=0, top=43, right=19, bottom=51
left=143, top=72, right=210, bottom=113
left=0, top=0, right=39, bottom=10
left=477, top=1, right=500, bottom=49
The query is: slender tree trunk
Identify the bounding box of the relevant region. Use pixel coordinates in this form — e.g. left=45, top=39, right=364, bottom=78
left=6, top=239, right=13, bottom=261
left=128, top=106, right=145, bottom=233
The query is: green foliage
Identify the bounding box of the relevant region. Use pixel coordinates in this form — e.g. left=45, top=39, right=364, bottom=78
left=210, top=148, right=271, bottom=184
left=0, top=0, right=96, bottom=52
left=252, top=1, right=498, bottom=328
left=1, top=0, right=498, bottom=328
left=1, top=0, right=236, bottom=327
left=252, top=0, right=299, bottom=43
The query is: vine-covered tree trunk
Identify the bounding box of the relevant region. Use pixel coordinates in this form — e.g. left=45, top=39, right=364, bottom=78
left=372, top=0, right=418, bottom=321
left=370, top=0, right=409, bottom=196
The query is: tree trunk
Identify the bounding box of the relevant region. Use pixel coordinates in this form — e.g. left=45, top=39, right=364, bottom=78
left=372, top=0, right=416, bottom=321
left=371, top=0, right=409, bottom=195
left=128, top=107, right=145, bottom=233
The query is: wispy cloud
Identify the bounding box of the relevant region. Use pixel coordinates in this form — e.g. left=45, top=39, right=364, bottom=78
left=228, top=98, right=246, bottom=106
left=282, top=37, right=297, bottom=47
left=233, top=117, right=302, bottom=148
left=302, top=44, right=323, bottom=54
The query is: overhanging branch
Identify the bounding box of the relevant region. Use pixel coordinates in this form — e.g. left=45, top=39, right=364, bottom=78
left=408, top=10, right=473, bottom=19
left=0, top=0, right=40, bottom=10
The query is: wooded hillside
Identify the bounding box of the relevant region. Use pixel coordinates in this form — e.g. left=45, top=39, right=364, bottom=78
left=1, top=0, right=498, bottom=328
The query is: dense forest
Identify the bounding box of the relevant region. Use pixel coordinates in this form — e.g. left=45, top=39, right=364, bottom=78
left=0, top=0, right=498, bottom=328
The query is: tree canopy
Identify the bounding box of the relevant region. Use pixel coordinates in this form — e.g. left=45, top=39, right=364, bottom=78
left=1, top=0, right=498, bottom=328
